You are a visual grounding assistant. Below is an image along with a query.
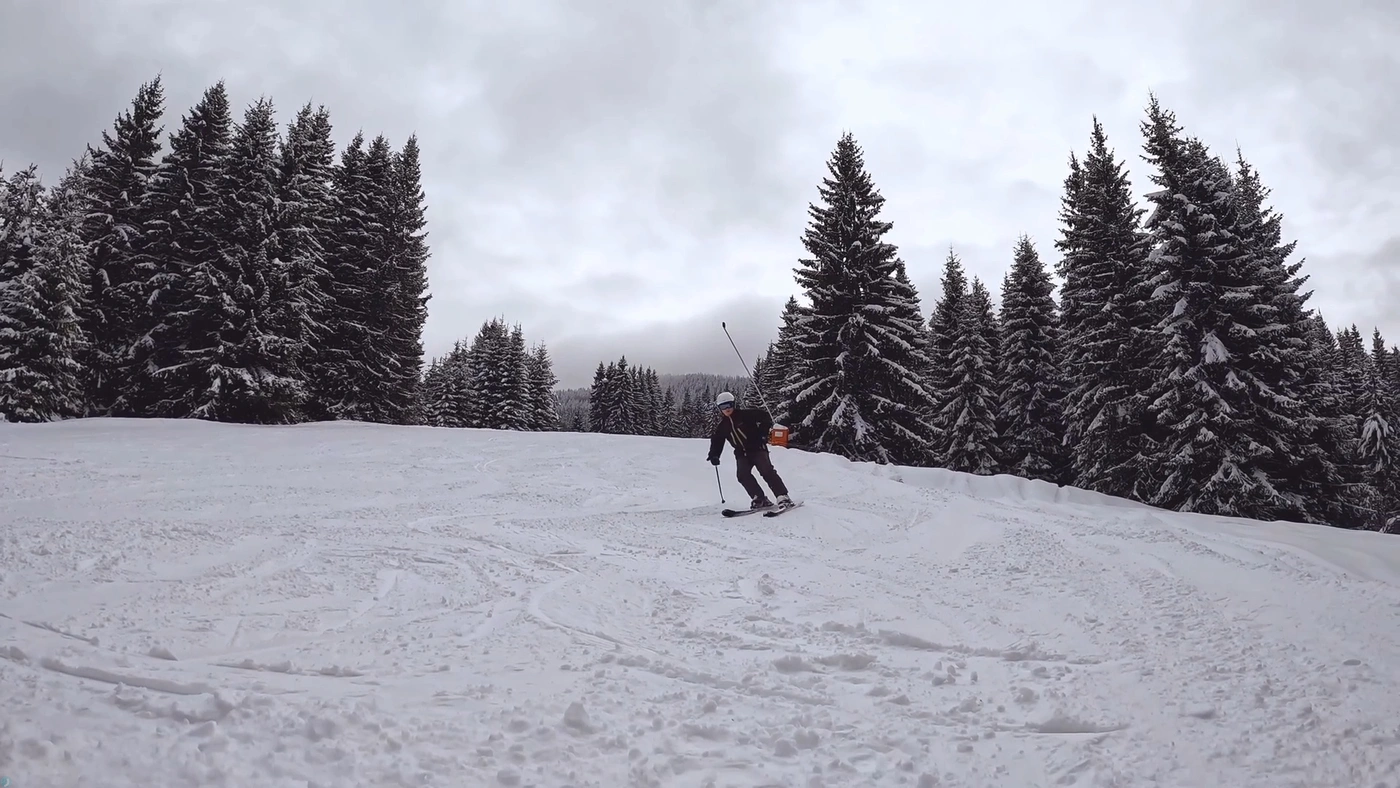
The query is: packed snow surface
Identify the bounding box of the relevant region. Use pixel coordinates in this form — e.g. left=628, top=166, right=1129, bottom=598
left=3, top=419, right=1400, bottom=787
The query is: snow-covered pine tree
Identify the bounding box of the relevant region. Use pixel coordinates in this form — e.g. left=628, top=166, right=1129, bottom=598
left=1301, top=316, right=1362, bottom=526
left=1231, top=150, right=1340, bottom=524
left=659, top=387, right=680, bottom=436
left=588, top=361, right=609, bottom=432
left=604, top=357, right=638, bottom=434
left=646, top=367, right=665, bottom=435
left=78, top=76, right=165, bottom=416
left=342, top=135, right=405, bottom=424
left=1139, top=98, right=1300, bottom=518
left=379, top=135, right=432, bottom=424
left=322, top=133, right=387, bottom=422
left=434, top=339, right=472, bottom=427
left=1053, top=116, right=1156, bottom=500
left=133, top=81, right=235, bottom=418
left=939, top=283, right=1000, bottom=474
left=496, top=323, right=532, bottom=430
left=629, top=366, right=652, bottom=435
left=968, top=276, right=1002, bottom=447
left=0, top=165, right=87, bottom=421
left=890, top=260, right=940, bottom=447
left=1335, top=325, right=1379, bottom=527
left=417, top=357, right=445, bottom=425
left=1360, top=329, right=1398, bottom=531
left=524, top=342, right=559, bottom=430
left=761, top=296, right=807, bottom=427
left=192, top=97, right=305, bottom=423
left=271, top=102, right=337, bottom=421
left=783, top=132, right=939, bottom=464
left=462, top=318, right=528, bottom=430
left=929, top=249, right=968, bottom=423
left=996, top=235, right=1067, bottom=483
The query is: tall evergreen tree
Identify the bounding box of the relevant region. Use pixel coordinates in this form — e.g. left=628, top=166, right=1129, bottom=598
left=78, top=76, right=165, bottom=415
left=1053, top=116, right=1156, bottom=500
left=1361, top=329, right=1398, bottom=530
left=588, top=361, right=609, bottom=432
left=193, top=97, right=305, bottom=423
left=348, top=135, right=404, bottom=424
left=1232, top=150, right=1339, bottom=524
left=0, top=165, right=87, bottom=421
left=1139, top=99, right=1301, bottom=519
left=939, top=284, right=1000, bottom=474
left=1334, top=324, right=1378, bottom=526
left=134, top=81, right=235, bottom=418
left=378, top=134, right=432, bottom=424
left=929, top=248, right=968, bottom=398
left=783, top=132, right=939, bottom=464
left=761, top=296, right=805, bottom=426
left=272, top=102, right=337, bottom=420
left=525, top=342, right=559, bottom=430
left=996, top=235, right=1066, bottom=483
left=321, top=132, right=385, bottom=421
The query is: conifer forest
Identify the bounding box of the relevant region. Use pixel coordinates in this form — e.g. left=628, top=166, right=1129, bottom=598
left=1, top=79, right=1394, bottom=532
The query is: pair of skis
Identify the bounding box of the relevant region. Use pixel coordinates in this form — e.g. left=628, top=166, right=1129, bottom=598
left=721, top=500, right=802, bottom=518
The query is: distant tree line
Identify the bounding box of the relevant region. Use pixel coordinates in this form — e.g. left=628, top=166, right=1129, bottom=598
left=0, top=75, right=429, bottom=425
left=750, top=98, right=1396, bottom=533
left=576, top=358, right=756, bottom=438
left=418, top=317, right=558, bottom=431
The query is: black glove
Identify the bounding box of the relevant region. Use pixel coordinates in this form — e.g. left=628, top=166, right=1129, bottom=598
left=707, top=456, right=719, bottom=466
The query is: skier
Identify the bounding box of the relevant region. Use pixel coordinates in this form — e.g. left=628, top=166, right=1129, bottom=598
left=706, top=391, right=793, bottom=511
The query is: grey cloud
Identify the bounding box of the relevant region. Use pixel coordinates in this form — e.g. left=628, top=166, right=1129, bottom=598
left=5, top=0, right=1399, bottom=382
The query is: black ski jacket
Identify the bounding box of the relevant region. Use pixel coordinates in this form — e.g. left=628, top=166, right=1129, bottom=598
left=707, top=407, right=773, bottom=460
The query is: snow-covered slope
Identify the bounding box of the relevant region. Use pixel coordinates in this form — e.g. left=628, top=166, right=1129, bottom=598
left=2, top=419, right=1398, bottom=787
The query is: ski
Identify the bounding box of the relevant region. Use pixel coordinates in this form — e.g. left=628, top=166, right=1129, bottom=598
left=763, top=501, right=802, bottom=517
left=722, top=506, right=775, bottom=517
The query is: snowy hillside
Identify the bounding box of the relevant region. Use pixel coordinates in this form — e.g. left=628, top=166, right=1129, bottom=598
left=2, top=420, right=1398, bottom=787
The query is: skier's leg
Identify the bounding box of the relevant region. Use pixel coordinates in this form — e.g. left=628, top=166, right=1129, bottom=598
left=753, top=449, right=790, bottom=498
left=734, top=453, right=769, bottom=505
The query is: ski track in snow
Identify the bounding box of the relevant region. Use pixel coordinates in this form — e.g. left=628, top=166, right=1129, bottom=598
left=1, top=420, right=1399, bottom=787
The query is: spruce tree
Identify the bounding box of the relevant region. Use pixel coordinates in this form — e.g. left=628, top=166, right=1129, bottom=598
left=929, top=248, right=968, bottom=405
left=761, top=296, right=805, bottom=426
left=379, top=135, right=432, bottom=424
left=272, top=102, right=337, bottom=420
left=1053, top=116, right=1156, bottom=500
left=1232, top=150, right=1339, bottom=523
left=1334, top=325, right=1377, bottom=526
left=1139, top=99, right=1298, bottom=518
left=996, top=235, right=1066, bottom=483
left=588, top=361, right=609, bottom=432
left=78, top=76, right=165, bottom=415
left=525, top=343, right=559, bottom=430
left=347, top=135, right=403, bottom=424
left=784, top=132, right=939, bottom=464
left=322, top=133, right=384, bottom=421
left=1360, top=329, right=1398, bottom=530
left=135, top=81, right=235, bottom=418
left=194, top=97, right=305, bottom=423
left=939, top=286, right=1000, bottom=474
left=968, top=277, right=1002, bottom=464
left=0, top=165, right=87, bottom=421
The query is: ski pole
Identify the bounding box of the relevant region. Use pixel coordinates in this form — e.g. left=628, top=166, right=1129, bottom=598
left=721, top=321, right=774, bottom=414
left=714, top=465, right=724, bottom=502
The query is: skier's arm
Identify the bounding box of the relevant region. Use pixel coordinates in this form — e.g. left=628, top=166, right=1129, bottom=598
left=706, top=423, right=725, bottom=462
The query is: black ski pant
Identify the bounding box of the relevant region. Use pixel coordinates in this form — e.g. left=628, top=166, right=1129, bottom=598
left=735, top=447, right=788, bottom=500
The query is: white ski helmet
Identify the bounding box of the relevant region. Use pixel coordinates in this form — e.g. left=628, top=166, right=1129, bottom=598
left=715, top=391, right=736, bottom=408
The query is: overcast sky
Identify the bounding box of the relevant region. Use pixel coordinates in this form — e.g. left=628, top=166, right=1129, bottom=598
left=3, top=0, right=1395, bottom=388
